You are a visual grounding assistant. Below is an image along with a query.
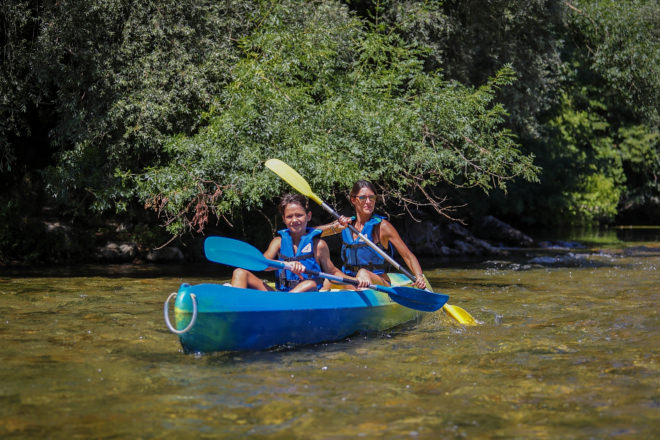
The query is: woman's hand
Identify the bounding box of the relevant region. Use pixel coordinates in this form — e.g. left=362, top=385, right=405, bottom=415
left=325, top=216, right=351, bottom=236
left=337, top=215, right=352, bottom=228
left=356, top=273, right=371, bottom=289
left=413, top=275, right=427, bottom=290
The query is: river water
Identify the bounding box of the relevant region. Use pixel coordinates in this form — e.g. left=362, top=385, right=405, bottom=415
left=1, top=228, right=658, bottom=439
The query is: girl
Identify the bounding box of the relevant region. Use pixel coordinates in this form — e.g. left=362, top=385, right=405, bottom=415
left=231, top=193, right=346, bottom=292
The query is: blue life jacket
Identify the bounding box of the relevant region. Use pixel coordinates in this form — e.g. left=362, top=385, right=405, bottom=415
left=341, top=214, right=393, bottom=276
left=276, top=227, right=323, bottom=291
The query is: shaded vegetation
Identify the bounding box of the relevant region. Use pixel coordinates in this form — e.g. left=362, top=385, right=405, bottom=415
left=1, top=0, right=658, bottom=264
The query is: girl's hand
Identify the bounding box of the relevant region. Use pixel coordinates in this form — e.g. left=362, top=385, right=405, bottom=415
left=286, top=262, right=305, bottom=277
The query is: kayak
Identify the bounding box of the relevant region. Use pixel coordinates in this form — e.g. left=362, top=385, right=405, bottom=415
left=164, top=273, right=426, bottom=352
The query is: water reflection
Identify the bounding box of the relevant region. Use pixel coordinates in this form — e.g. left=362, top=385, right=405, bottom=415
left=534, top=225, right=660, bottom=246
left=0, top=232, right=658, bottom=438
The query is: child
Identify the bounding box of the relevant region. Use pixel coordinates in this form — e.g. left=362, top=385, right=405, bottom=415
left=231, top=193, right=347, bottom=292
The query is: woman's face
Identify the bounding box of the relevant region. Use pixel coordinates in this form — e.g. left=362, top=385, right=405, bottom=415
left=351, top=187, right=377, bottom=216
left=282, top=202, right=311, bottom=235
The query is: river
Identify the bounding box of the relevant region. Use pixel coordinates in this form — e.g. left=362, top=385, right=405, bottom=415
left=1, top=228, right=658, bottom=438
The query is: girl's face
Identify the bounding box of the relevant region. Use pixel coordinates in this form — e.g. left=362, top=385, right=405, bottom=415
left=351, top=187, right=377, bottom=216
left=282, top=202, right=311, bottom=235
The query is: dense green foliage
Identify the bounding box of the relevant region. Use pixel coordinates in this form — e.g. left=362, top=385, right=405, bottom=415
left=491, top=0, right=659, bottom=226
left=1, top=0, right=658, bottom=263
left=134, top=1, right=538, bottom=236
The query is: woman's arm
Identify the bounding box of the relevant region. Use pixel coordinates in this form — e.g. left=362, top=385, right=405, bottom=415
left=318, top=216, right=352, bottom=237
left=379, top=220, right=427, bottom=289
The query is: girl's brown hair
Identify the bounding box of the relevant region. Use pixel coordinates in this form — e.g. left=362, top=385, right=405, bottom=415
left=278, top=193, right=310, bottom=216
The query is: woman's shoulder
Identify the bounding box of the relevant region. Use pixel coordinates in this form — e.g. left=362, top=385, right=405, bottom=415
left=374, top=214, right=392, bottom=227
left=371, top=213, right=391, bottom=223
left=376, top=217, right=400, bottom=237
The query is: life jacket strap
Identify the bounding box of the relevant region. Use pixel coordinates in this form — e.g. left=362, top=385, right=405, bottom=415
left=343, top=262, right=389, bottom=274
left=277, top=276, right=323, bottom=290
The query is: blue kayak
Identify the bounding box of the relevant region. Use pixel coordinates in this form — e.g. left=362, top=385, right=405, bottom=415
left=164, top=273, right=427, bottom=352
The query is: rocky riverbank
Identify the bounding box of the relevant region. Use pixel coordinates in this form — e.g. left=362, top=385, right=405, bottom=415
left=88, top=215, right=538, bottom=264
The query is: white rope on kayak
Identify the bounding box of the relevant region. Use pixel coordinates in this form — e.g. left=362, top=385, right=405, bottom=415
left=163, top=292, right=197, bottom=334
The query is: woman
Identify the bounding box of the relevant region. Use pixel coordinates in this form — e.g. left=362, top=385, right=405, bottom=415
left=231, top=193, right=346, bottom=292
left=321, top=180, right=427, bottom=290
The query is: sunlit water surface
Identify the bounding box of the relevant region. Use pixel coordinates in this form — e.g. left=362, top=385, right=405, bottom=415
left=1, top=230, right=658, bottom=439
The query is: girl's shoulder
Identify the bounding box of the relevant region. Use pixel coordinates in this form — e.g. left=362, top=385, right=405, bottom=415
left=268, top=235, right=283, bottom=250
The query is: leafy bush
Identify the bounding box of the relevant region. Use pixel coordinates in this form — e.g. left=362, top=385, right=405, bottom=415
left=133, top=0, right=539, bottom=236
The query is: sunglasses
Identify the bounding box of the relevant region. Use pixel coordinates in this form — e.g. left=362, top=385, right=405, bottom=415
left=355, top=195, right=377, bottom=202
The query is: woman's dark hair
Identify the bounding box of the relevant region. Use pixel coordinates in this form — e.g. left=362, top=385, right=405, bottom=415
left=349, top=180, right=378, bottom=199
left=278, top=193, right=310, bottom=216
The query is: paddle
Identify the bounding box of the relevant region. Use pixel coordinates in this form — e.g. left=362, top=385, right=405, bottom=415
left=264, top=158, right=478, bottom=325
left=204, top=236, right=449, bottom=312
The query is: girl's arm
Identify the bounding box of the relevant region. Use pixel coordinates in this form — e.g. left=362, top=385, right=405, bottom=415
left=261, top=237, right=282, bottom=272
left=315, top=240, right=368, bottom=288
left=315, top=240, right=344, bottom=277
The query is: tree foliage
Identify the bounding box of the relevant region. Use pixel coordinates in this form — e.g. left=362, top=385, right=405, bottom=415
left=1, top=0, right=658, bottom=263
left=133, top=0, right=538, bottom=236
left=568, top=0, right=660, bottom=127
left=2, top=0, right=256, bottom=209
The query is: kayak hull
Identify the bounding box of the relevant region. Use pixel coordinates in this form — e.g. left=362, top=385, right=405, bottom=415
left=168, top=273, right=424, bottom=352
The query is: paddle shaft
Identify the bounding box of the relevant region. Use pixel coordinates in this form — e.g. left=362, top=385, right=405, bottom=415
left=262, top=264, right=446, bottom=311
left=205, top=242, right=382, bottom=292
left=242, top=253, right=398, bottom=294
left=304, top=267, right=392, bottom=294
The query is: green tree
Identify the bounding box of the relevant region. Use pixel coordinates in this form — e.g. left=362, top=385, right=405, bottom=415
left=134, top=0, right=539, bottom=237
left=463, top=0, right=659, bottom=226
left=1, top=0, right=257, bottom=262
left=568, top=0, right=660, bottom=127
left=1, top=0, right=256, bottom=213
left=566, top=0, right=660, bottom=221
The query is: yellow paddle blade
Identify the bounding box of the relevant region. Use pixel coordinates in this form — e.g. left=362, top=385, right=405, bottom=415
left=265, top=159, right=323, bottom=205
left=423, top=275, right=478, bottom=326
left=443, top=304, right=478, bottom=326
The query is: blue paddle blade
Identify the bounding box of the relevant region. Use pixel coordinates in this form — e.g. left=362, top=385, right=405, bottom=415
left=204, top=236, right=285, bottom=271
left=379, top=285, right=449, bottom=312
left=312, top=269, right=449, bottom=312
